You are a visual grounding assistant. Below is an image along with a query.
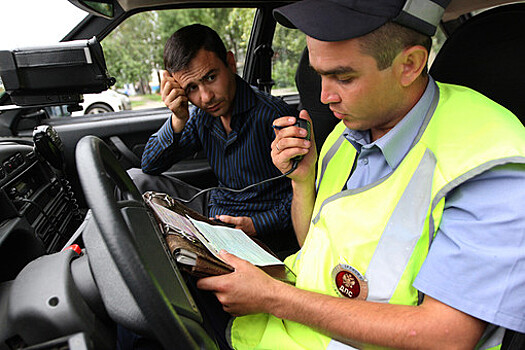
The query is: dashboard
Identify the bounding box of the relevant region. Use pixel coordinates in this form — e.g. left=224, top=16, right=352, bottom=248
left=0, top=139, right=83, bottom=282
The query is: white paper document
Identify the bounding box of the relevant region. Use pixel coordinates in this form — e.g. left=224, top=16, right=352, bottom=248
left=189, top=218, right=283, bottom=267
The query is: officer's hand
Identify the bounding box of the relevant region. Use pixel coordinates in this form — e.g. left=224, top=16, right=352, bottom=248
left=271, top=110, right=317, bottom=182
left=215, top=215, right=256, bottom=237
left=196, top=251, right=285, bottom=316
left=161, top=71, right=189, bottom=132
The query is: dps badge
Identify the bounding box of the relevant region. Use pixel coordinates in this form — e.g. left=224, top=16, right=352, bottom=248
left=332, top=264, right=368, bottom=300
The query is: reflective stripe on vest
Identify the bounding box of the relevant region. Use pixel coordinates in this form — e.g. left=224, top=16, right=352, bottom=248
left=327, top=339, right=358, bottom=350
left=476, top=325, right=505, bottom=350
left=316, top=134, right=346, bottom=191
left=314, top=148, right=436, bottom=303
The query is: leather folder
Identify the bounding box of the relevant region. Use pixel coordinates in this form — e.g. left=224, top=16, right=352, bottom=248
left=143, top=191, right=296, bottom=285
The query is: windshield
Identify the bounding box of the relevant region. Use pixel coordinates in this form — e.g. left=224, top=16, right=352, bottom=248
left=1, top=0, right=87, bottom=49
left=0, top=0, right=88, bottom=97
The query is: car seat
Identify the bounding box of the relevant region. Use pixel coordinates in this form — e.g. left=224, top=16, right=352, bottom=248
left=430, top=4, right=525, bottom=348
left=295, top=47, right=339, bottom=152
left=430, top=3, right=525, bottom=123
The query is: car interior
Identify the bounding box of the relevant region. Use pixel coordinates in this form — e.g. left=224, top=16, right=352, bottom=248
left=0, top=0, right=524, bottom=349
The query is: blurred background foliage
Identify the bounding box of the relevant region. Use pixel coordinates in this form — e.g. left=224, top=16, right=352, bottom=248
left=101, top=7, right=306, bottom=94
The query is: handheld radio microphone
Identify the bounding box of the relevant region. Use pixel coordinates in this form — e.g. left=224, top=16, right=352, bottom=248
left=176, top=118, right=311, bottom=203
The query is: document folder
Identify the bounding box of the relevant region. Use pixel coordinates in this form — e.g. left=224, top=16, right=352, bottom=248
left=143, top=191, right=296, bottom=285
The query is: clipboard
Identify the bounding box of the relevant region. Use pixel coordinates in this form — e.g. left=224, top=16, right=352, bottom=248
left=143, top=191, right=296, bottom=285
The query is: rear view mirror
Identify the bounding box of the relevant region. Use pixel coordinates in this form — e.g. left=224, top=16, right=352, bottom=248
left=68, top=0, right=115, bottom=19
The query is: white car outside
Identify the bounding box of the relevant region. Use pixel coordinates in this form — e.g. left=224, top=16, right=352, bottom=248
left=72, top=89, right=132, bottom=116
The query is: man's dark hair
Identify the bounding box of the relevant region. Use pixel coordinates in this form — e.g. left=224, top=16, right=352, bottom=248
left=164, top=24, right=228, bottom=73
left=359, top=22, right=432, bottom=75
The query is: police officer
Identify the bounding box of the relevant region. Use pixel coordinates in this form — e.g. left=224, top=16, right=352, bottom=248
left=198, top=1, right=525, bottom=348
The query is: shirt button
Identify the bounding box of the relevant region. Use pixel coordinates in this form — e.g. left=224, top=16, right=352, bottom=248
left=361, top=158, right=369, bottom=165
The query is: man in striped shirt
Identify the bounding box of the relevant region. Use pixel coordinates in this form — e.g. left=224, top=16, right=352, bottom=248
left=135, top=24, right=299, bottom=253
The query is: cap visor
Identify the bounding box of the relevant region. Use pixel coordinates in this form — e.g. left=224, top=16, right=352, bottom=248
left=274, top=0, right=389, bottom=41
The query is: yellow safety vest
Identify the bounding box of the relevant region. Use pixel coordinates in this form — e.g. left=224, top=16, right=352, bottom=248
left=230, top=83, right=525, bottom=350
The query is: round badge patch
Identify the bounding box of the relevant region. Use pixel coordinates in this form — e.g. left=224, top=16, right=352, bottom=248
left=332, top=264, right=368, bottom=300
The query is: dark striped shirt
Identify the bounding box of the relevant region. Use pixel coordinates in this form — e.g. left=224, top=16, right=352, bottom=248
left=141, top=75, right=297, bottom=240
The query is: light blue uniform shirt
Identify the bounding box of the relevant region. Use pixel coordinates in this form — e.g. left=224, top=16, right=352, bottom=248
left=344, top=77, right=525, bottom=332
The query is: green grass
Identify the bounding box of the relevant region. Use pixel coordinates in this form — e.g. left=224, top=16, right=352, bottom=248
left=130, top=93, right=162, bottom=108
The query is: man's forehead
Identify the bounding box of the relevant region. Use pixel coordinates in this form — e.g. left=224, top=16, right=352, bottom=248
left=173, top=66, right=216, bottom=85
left=307, top=35, right=371, bottom=74
left=306, top=35, right=361, bottom=53
left=173, top=51, right=220, bottom=87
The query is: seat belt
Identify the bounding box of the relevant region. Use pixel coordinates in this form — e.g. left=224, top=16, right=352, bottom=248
left=254, top=44, right=275, bottom=93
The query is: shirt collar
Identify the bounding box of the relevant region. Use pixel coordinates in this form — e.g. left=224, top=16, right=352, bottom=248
left=344, top=77, right=437, bottom=169
left=231, top=75, right=257, bottom=117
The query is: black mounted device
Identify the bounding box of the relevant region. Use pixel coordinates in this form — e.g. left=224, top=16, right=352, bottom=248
left=0, top=37, right=115, bottom=108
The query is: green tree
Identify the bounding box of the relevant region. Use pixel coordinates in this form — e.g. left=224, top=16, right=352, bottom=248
left=272, top=26, right=306, bottom=90
left=156, top=8, right=254, bottom=70
left=102, top=12, right=162, bottom=93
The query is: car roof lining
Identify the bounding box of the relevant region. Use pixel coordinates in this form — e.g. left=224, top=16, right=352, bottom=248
left=443, top=0, right=524, bottom=20
left=112, top=0, right=523, bottom=20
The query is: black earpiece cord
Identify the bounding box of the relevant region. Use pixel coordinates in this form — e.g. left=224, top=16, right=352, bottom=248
left=175, top=160, right=299, bottom=203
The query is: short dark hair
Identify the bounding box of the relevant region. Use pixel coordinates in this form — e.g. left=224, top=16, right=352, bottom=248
left=164, top=24, right=228, bottom=73
left=359, top=22, right=431, bottom=74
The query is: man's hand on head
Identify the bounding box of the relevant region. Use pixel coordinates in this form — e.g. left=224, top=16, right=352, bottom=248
left=215, top=215, right=256, bottom=236
left=161, top=70, right=190, bottom=132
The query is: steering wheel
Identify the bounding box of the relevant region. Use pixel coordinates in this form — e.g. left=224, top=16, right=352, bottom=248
left=75, top=135, right=206, bottom=349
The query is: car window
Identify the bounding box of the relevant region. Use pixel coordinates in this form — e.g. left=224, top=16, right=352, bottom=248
left=0, top=1, right=86, bottom=105
left=1, top=0, right=87, bottom=50
left=99, top=8, right=256, bottom=112
left=271, top=24, right=306, bottom=97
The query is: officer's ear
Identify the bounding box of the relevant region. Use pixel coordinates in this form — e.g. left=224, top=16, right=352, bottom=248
left=394, top=45, right=428, bottom=87
left=226, top=51, right=237, bottom=74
